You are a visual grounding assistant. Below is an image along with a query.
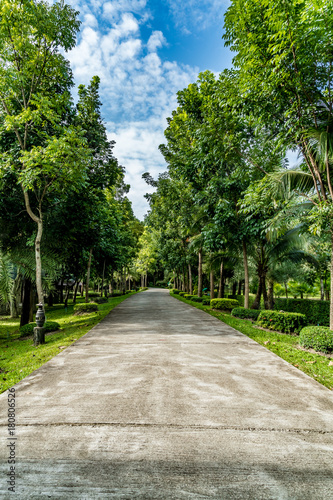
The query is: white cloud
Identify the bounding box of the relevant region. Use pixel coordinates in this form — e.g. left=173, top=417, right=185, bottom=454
left=147, top=31, right=166, bottom=52
left=165, top=0, right=229, bottom=32
left=66, top=0, right=199, bottom=220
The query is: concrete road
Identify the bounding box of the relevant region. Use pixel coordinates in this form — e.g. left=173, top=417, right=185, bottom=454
left=0, top=288, right=333, bottom=499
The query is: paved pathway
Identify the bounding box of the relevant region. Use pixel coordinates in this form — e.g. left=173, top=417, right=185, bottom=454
left=1, top=288, right=333, bottom=499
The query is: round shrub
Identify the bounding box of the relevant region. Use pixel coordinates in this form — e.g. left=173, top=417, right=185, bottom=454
left=178, top=291, right=186, bottom=297
left=191, top=296, right=203, bottom=302
left=170, top=289, right=180, bottom=294
left=93, top=297, right=108, bottom=304
left=74, top=302, right=98, bottom=314
left=19, top=321, right=60, bottom=337
left=210, top=298, right=239, bottom=310
left=184, top=294, right=194, bottom=300
left=231, top=307, right=261, bottom=321
left=299, top=326, right=333, bottom=353
left=257, top=310, right=307, bottom=334
left=202, top=297, right=211, bottom=305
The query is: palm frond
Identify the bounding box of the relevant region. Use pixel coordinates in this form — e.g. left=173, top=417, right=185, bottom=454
left=0, top=249, right=14, bottom=304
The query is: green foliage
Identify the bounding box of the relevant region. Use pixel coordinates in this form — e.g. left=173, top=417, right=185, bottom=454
left=93, top=297, right=108, bottom=304
left=184, top=294, right=194, bottom=300
left=257, top=310, right=307, bottom=334
left=210, top=298, right=239, bottom=310
left=299, top=326, right=333, bottom=353
left=231, top=307, right=261, bottom=321
left=178, top=291, right=186, bottom=296
left=88, top=292, right=100, bottom=297
left=73, top=302, right=98, bottom=314
left=274, top=298, right=329, bottom=326
left=170, top=289, right=180, bottom=294
left=19, top=321, right=60, bottom=337
left=190, top=296, right=203, bottom=302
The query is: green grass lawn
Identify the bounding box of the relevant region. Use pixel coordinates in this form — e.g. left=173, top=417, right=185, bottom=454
left=0, top=292, right=136, bottom=394
left=171, top=293, right=333, bottom=391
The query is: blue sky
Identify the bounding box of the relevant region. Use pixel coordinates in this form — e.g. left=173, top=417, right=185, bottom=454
left=66, top=0, right=232, bottom=220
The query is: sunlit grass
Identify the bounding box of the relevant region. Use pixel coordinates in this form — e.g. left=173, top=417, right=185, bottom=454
left=171, top=293, right=333, bottom=391
left=0, top=293, right=136, bottom=394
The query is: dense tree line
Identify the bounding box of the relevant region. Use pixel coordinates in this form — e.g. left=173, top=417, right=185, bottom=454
left=143, top=0, right=333, bottom=328
left=0, top=0, right=142, bottom=325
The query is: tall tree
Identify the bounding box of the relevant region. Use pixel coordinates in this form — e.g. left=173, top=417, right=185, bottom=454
left=0, top=0, right=90, bottom=304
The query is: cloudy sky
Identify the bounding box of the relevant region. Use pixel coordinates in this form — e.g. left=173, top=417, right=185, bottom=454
left=66, top=0, right=232, bottom=220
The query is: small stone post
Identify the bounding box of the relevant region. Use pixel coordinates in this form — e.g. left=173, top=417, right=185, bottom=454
left=34, top=303, right=46, bottom=346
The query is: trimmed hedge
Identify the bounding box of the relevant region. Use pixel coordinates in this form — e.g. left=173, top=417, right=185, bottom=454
left=184, top=294, right=194, bottom=300
left=74, top=302, right=98, bottom=314
left=19, top=321, right=60, bottom=337
left=257, top=310, right=307, bottom=334
left=231, top=307, right=261, bottom=321
left=179, top=291, right=186, bottom=297
left=88, top=292, right=100, bottom=297
left=210, top=298, right=239, bottom=310
left=171, top=289, right=180, bottom=294
left=299, top=326, right=333, bottom=353
left=93, top=297, right=108, bottom=304
left=191, top=296, right=202, bottom=302
left=274, top=298, right=329, bottom=326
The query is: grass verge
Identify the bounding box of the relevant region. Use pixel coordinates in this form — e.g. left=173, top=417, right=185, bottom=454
left=170, top=293, right=333, bottom=391
left=0, top=293, right=136, bottom=394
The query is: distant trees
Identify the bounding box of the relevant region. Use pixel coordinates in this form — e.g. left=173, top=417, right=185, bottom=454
left=144, top=0, right=333, bottom=326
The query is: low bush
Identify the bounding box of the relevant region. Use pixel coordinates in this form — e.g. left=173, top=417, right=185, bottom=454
left=191, top=296, right=202, bottom=302
left=231, top=307, right=261, bottom=321
left=139, top=287, right=148, bottom=291
left=179, top=291, right=186, bottom=297
left=88, top=292, right=99, bottom=297
left=73, top=302, right=98, bottom=314
left=184, top=294, right=194, bottom=300
left=257, top=310, right=307, bottom=334
left=19, top=321, right=60, bottom=337
left=299, top=326, right=333, bottom=353
left=171, top=289, right=180, bottom=294
left=93, top=297, right=108, bottom=304
left=274, top=298, right=329, bottom=326
left=202, top=297, right=210, bottom=305
left=210, top=298, right=239, bottom=310
left=193, top=288, right=198, bottom=295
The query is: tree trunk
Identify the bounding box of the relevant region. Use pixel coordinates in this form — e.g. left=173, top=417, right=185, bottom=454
left=243, top=240, right=249, bottom=309
left=85, top=248, right=93, bottom=303
left=60, top=278, right=64, bottom=303
left=182, top=267, right=186, bottom=292
left=210, top=269, right=214, bottom=300
left=34, top=218, right=44, bottom=304
left=237, top=280, right=242, bottom=295
left=188, top=263, right=193, bottom=295
left=262, top=276, right=269, bottom=309
left=331, top=228, right=333, bottom=329
left=10, top=274, right=21, bottom=318
left=218, top=260, right=224, bottom=298
left=284, top=282, right=288, bottom=299
left=48, top=291, right=54, bottom=307
left=232, top=281, right=237, bottom=295
left=267, top=278, right=274, bottom=310
left=320, top=277, right=325, bottom=301
left=73, top=280, right=80, bottom=304
left=64, top=283, right=70, bottom=308
left=252, top=277, right=262, bottom=310
left=198, top=249, right=203, bottom=297
left=20, top=278, right=32, bottom=327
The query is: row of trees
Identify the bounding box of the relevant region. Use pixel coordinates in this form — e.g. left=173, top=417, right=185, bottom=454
left=0, top=0, right=143, bottom=325
left=142, top=0, right=333, bottom=328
